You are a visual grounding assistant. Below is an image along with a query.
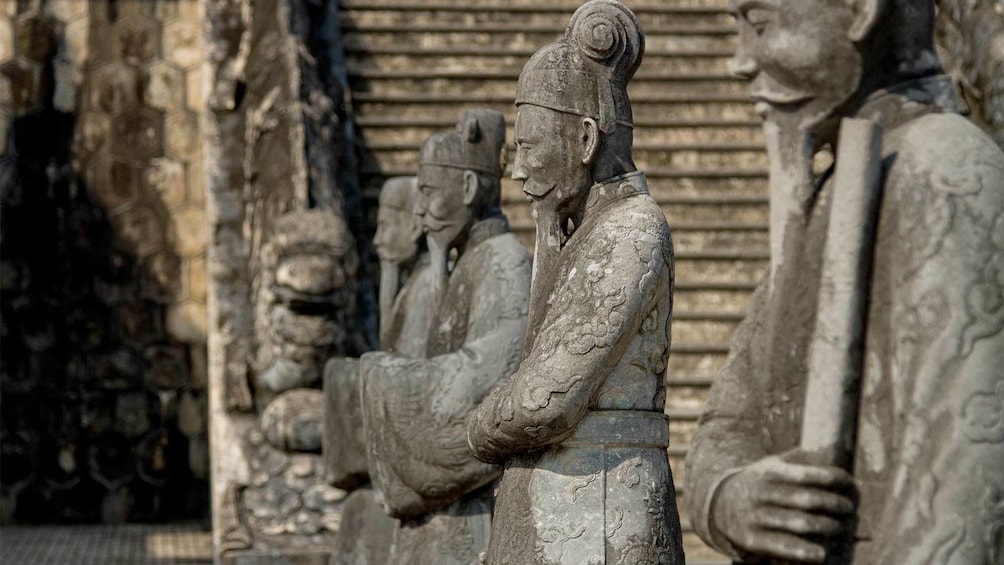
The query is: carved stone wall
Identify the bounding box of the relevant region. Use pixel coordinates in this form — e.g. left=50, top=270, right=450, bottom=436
left=204, top=0, right=367, bottom=562
left=0, top=0, right=208, bottom=524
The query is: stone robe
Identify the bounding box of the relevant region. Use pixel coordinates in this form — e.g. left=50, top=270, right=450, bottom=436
left=686, top=75, right=1004, bottom=565
left=468, top=173, right=685, bottom=565
left=326, top=254, right=436, bottom=565
left=360, top=215, right=531, bottom=564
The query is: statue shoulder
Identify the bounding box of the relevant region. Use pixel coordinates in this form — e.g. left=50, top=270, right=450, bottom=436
left=886, top=112, right=1004, bottom=205
left=482, top=231, right=532, bottom=270
left=589, top=195, right=674, bottom=262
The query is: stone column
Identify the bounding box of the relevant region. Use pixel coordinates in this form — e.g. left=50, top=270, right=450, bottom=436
left=203, top=0, right=365, bottom=562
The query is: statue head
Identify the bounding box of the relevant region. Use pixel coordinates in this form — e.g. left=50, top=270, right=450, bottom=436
left=255, top=209, right=357, bottom=396
left=729, top=0, right=942, bottom=139
left=416, top=109, right=506, bottom=251
left=513, top=0, right=643, bottom=223
left=374, top=176, right=420, bottom=265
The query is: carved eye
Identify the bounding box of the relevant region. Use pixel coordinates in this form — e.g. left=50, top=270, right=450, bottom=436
left=743, top=8, right=772, bottom=35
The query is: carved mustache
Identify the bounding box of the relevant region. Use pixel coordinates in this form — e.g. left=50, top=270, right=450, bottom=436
left=421, top=214, right=454, bottom=232
left=523, top=182, right=558, bottom=199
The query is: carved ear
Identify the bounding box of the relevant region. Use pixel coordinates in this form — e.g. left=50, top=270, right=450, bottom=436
left=462, top=170, right=479, bottom=206
left=848, top=0, right=887, bottom=42
left=581, top=117, right=599, bottom=165
left=462, top=114, right=480, bottom=142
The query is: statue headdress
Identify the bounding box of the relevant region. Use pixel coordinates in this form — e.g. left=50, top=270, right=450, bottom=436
left=419, top=109, right=507, bottom=176
left=515, top=0, right=644, bottom=133
left=378, top=176, right=417, bottom=212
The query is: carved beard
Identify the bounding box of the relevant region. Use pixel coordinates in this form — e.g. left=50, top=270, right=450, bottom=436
left=378, top=260, right=400, bottom=348
left=763, top=121, right=816, bottom=297
left=523, top=181, right=586, bottom=354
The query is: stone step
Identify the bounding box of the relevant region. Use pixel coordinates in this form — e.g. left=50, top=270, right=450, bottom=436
left=355, top=116, right=761, bottom=129
left=673, top=283, right=758, bottom=314
left=361, top=145, right=765, bottom=173
left=668, top=350, right=731, bottom=380
left=672, top=319, right=741, bottom=350
left=676, top=257, right=767, bottom=288
left=665, top=375, right=715, bottom=413
left=351, top=96, right=756, bottom=121
left=359, top=145, right=766, bottom=175
left=670, top=224, right=769, bottom=253
left=342, top=28, right=736, bottom=52
left=357, top=175, right=768, bottom=201
left=341, top=21, right=735, bottom=37
left=355, top=118, right=763, bottom=146
left=348, top=73, right=749, bottom=99
left=341, top=0, right=732, bottom=9
left=369, top=166, right=767, bottom=186
left=342, top=47, right=733, bottom=73
left=341, top=3, right=735, bottom=28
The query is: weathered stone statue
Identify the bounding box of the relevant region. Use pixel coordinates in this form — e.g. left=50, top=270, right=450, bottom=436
left=685, top=1, right=1004, bottom=564
left=466, top=2, right=684, bottom=563
left=327, top=109, right=531, bottom=564
left=324, top=176, right=433, bottom=565
left=372, top=176, right=436, bottom=357
left=219, top=209, right=357, bottom=561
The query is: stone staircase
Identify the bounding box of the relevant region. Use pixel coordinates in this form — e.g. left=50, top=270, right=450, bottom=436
left=339, top=1, right=766, bottom=559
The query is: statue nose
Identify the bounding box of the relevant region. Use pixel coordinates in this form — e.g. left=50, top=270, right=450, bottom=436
left=729, top=53, right=758, bottom=80
left=511, top=154, right=528, bottom=182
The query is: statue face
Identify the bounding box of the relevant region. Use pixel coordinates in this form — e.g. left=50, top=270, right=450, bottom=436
left=729, top=0, right=861, bottom=132
left=373, top=204, right=418, bottom=264
left=512, top=105, right=590, bottom=217
left=415, top=164, right=471, bottom=249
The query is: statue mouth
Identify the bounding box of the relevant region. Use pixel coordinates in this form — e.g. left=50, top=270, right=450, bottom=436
left=422, top=216, right=452, bottom=232
left=275, top=286, right=346, bottom=311
left=750, top=90, right=812, bottom=118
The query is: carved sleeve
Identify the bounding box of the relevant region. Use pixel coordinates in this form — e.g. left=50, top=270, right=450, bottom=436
left=359, top=240, right=531, bottom=517
left=467, top=220, right=671, bottom=463
left=862, top=124, right=1004, bottom=564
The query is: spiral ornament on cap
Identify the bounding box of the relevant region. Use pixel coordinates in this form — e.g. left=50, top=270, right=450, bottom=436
left=567, top=0, right=644, bottom=82
left=515, top=0, right=642, bottom=132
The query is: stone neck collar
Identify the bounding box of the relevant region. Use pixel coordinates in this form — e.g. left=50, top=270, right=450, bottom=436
left=466, top=214, right=510, bottom=251
left=584, top=171, right=649, bottom=216
left=854, top=74, right=960, bottom=132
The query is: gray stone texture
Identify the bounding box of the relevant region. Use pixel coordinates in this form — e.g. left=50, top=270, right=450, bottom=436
left=204, top=0, right=365, bottom=561
left=326, top=109, right=531, bottom=564
left=686, top=1, right=1004, bottom=563
left=325, top=177, right=430, bottom=565
left=467, top=2, right=684, bottom=563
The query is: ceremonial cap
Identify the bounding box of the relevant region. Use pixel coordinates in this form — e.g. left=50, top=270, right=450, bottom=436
left=515, top=0, right=644, bottom=133
left=419, top=109, right=507, bottom=176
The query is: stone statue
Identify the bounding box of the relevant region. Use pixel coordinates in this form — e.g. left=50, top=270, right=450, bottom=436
left=324, top=176, right=434, bottom=565
left=372, top=176, right=435, bottom=357
left=466, top=2, right=684, bottom=563
left=685, top=1, right=1004, bottom=564
left=327, top=109, right=531, bottom=564
left=220, top=209, right=357, bottom=560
